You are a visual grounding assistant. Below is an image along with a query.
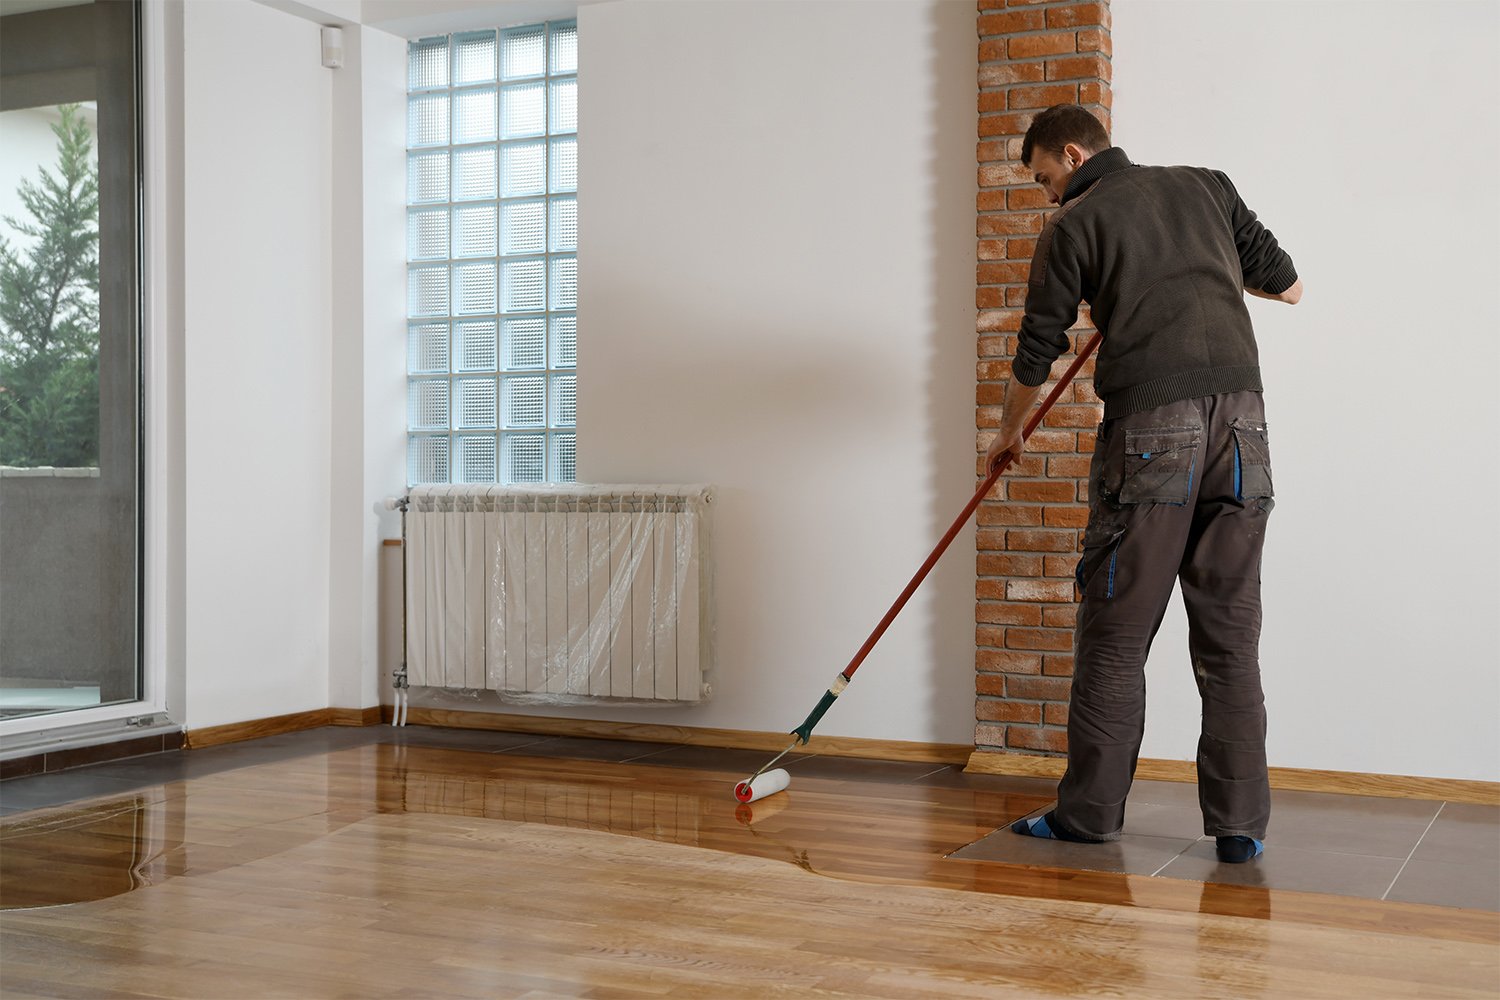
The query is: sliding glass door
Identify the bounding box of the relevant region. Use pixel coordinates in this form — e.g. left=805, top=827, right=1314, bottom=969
left=0, top=0, right=142, bottom=722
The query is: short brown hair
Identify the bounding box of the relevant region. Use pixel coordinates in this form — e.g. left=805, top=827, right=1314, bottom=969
left=1021, top=105, right=1111, bottom=166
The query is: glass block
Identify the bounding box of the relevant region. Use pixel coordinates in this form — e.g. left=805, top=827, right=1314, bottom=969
left=452, top=261, right=497, bottom=316
left=408, top=37, right=448, bottom=91
left=549, top=79, right=578, bottom=135
left=502, top=24, right=546, bottom=79
left=550, top=433, right=577, bottom=483
left=452, top=145, right=497, bottom=201
left=453, top=320, right=497, bottom=372
left=501, top=82, right=546, bottom=139
left=409, top=150, right=449, bottom=203
left=550, top=373, right=577, bottom=427
left=408, top=321, right=449, bottom=374
left=408, top=93, right=448, bottom=148
left=549, top=256, right=577, bottom=312
left=502, top=375, right=546, bottom=428
left=550, top=22, right=578, bottom=76
left=503, top=317, right=546, bottom=370
left=452, top=30, right=496, bottom=87
left=549, top=137, right=577, bottom=192
left=455, top=435, right=497, bottom=484
left=455, top=377, right=498, bottom=429
left=501, top=259, right=545, bottom=313
left=453, top=87, right=497, bottom=145
left=503, top=434, right=546, bottom=484
left=452, top=204, right=497, bottom=258
left=408, top=379, right=450, bottom=430
left=408, top=208, right=448, bottom=261
left=408, top=265, right=449, bottom=318
left=549, top=315, right=576, bottom=369
left=501, top=200, right=546, bottom=256
left=501, top=141, right=546, bottom=197
left=408, top=435, right=450, bottom=486
left=550, top=197, right=577, bottom=252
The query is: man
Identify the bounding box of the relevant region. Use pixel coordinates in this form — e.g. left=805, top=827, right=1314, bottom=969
left=988, top=105, right=1302, bottom=864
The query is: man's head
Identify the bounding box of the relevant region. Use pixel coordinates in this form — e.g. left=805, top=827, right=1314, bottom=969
left=1021, top=105, right=1111, bottom=205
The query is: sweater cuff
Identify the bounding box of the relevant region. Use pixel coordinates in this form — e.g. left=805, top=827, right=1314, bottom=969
left=1260, top=258, right=1299, bottom=295
left=1011, top=357, right=1052, bottom=387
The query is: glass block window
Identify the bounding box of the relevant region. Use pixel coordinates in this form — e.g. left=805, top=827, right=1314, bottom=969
left=406, top=21, right=578, bottom=486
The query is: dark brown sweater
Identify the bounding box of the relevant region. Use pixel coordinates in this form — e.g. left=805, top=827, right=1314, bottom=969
left=1012, top=147, right=1298, bottom=419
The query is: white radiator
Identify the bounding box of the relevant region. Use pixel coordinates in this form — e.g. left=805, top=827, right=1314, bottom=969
left=403, top=485, right=712, bottom=705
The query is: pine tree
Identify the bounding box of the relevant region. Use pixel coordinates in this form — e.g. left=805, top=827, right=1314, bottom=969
left=0, top=103, right=101, bottom=468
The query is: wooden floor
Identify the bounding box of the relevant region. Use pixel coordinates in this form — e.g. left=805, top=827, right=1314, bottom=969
left=1, top=736, right=1497, bottom=998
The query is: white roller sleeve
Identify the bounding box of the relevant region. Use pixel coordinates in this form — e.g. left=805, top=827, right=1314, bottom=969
left=733, top=768, right=791, bottom=803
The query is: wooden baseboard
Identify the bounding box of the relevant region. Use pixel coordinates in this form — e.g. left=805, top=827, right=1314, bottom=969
left=382, top=706, right=971, bottom=765
left=964, top=750, right=1500, bottom=806
left=186, top=706, right=382, bottom=750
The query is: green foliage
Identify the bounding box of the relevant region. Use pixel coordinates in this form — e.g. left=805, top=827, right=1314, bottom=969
left=0, top=103, right=100, bottom=468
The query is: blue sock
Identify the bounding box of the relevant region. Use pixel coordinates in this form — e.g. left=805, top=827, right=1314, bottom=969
left=1010, top=810, right=1090, bottom=842
left=1215, top=835, right=1264, bottom=863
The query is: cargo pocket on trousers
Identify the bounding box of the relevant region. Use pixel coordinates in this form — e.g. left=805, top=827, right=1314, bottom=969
left=1078, top=520, right=1127, bottom=599
left=1229, top=418, right=1274, bottom=500
left=1118, top=427, right=1201, bottom=505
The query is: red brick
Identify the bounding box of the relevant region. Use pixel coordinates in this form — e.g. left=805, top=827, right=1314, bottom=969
left=1006, top=480, right=1076, bottom=503
left=1047, top=454, right=1092, bottom=478
left=1005, top=529, right=1076, bottom=553
left=978, top=700, right=1043, bottom=724
left=1047, top=2, right=1109, bottom=29
left=1008, top=33, right=1076, bottom=59
left=1007, top=675, right=1073, bottom=700
left=976, top=625, right=1006, bottom=648
left=1007, top=237, right=1037, bottom=258
left=1043, top=506, right=1089, bottom=528
left=976, top=649, right=1043, bottom=674
left=977, top=240, right=1007, bottom=261
left=975, top=723, right=1007, bottom=749
left=1044, top=702, right=1070, bottom=725
left=978, top=8, right=1046, bottom=34
left=1043, top=653, right=1076, bottom=676
left=978, top=553, right=1044, bottom=576
left=1042, top=603, right=1078, bottom=628
left=978, top=213, right=1044, bottom=236
left=1077, top=429, right=1097, bottom=452
left=978, top=160, right=1035, bottom=187
left=977, top=360, right=1011, bottom=381
left=978, top=90, right=1007, bottom=114
left=1007, top=579, right=1073, bottom=603
left=1006, top=627, right=1074, bottom=651
left=1075, top=379, right=1101, bottom=403
left=979, top=62, right=1046, bottom=88
left=1009, top=187, right=1052, bottom=209
left=978, top=334, right=1009, bottom=356
left=1019, top=429, right=1076, bottom=453
left=1007, top=137, right=1027, bottom=159
left=1008, top=726, right=1069, bottom=753
left=1044, top=554, right=1079, bottom=578
left=977, top=601, right=1044, bottom=626
left=977, top=501, right=1043, bottom=526
left=1045, top=54, right=1112, bottom=82
left=977, top=289, right=1005, bottom=310
left=978, top=39, right=1007, bottom=63
left=1044, top=404, right=1103, bottom=428
left=1006, top=286, right=1029, bottom=306
left=1008, top=83, right=1080, bottom=110
left=977, top=383, right=1004, bottom=406
left=976, top=673, right=1006, bottom=696
left=1080, top=82, right=1113, bottom=108
left=1077, top=28, right=1112, bottom=56
left=978, top=113, right=1035, bottom=139
left=978, top=261, right=1030, bottom=284
left=976, top=527, right=1008, bottom=551
left=977, top=190, right=1008, bottom=212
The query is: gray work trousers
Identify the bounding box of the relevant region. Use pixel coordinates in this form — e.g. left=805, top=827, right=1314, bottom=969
left=1053, top=390, right=1273, bottom=841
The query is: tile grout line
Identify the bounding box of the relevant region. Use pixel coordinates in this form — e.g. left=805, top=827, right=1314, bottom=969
left=1380, top=801, right=1445, bottom=901
left=1148, top=836, right=1204, bottom=878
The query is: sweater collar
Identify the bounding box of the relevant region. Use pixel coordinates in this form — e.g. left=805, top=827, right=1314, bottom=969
left=1062, top=146, right=1133, bottom=204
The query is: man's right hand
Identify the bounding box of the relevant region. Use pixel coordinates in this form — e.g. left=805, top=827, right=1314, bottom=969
left=986, top=428, right=1025, bottom=475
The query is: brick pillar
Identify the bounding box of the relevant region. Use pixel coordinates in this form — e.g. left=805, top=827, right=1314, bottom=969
left=974, top=1, right=1111, bottom=756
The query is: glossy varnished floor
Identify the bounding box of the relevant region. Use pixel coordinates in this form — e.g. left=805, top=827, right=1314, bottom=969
left=1, top=728, right=1497, bottom=998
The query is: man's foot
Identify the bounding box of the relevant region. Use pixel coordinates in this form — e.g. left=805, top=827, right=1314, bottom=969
left=1010, top=810, right=1091, bottom=842
left=1215, top=835, right=1264, bottom=863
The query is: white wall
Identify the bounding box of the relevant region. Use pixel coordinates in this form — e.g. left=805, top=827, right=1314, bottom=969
left=1114, top=0, right=1500, bottom=781
left=506, top=0, right=981, bottom=745
left=182, top=0, right=335, bottom=728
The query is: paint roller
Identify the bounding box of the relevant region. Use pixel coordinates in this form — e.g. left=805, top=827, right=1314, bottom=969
left=732, top=332, right=1103, bottom=802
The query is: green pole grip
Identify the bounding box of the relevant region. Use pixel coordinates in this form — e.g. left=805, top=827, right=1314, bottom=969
left=791, top=673, right=850, bottom=744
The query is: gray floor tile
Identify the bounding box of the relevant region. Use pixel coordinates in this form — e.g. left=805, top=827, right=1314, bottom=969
left=0, top=771, right=150, bottom=813
left=1127, top=779, right=1202, bottom=807
left=379, top=728, right=554, bottom=754
left=1385, top=858, right=1500, bottom=912
left=1411, top=803, right=1500, bottom=866
left=1123, top=801, right=1207, bottom=840
left=1262, top=791, right=1440, bottom=859
left=952, top=819, right=1196, bottom=876
left=635, top=744, right=815, bottom=775
left=909, top=766, right=1058, bottom=795
left=498, top=735, right=682, bottom=763
left=767, top=755, right=954, bottom=784
left=1157, top=841, right=1406, bottom=899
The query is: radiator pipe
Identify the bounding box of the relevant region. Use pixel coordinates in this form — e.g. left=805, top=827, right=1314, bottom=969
left=734, top=332, right=1103, bottom=801
left=390, top=495, right=410, bottom=727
